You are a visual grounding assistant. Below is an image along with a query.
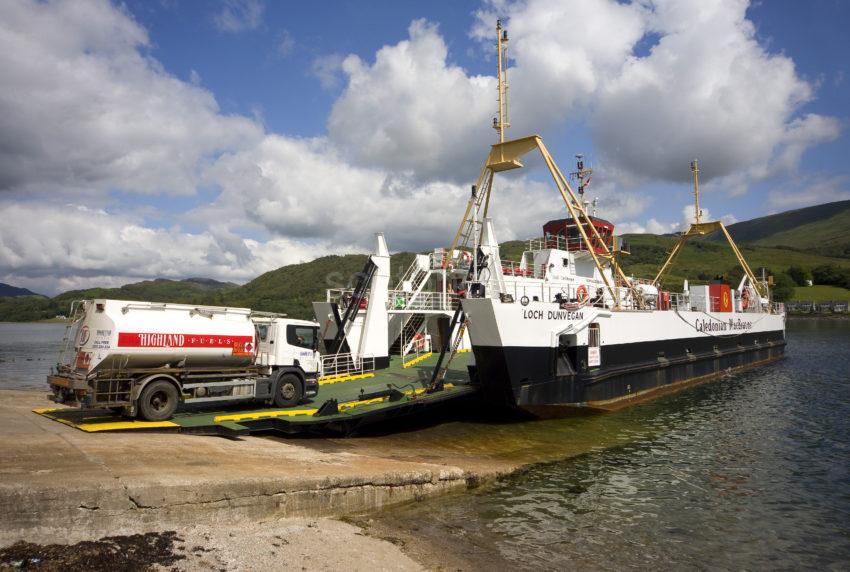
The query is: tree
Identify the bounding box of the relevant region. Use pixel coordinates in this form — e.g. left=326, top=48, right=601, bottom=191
left=771, top=272, right=796, bottom=302
left=812, top=264, right=850, bottom=288
left=786, top=265, right=812, bottom=286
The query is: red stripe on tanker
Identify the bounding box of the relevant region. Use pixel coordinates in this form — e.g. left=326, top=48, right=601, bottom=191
left=118, top=332, right=254, bottom=353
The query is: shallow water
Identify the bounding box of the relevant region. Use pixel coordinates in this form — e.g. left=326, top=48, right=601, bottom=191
left=0, top=322, right=66, bottom=391
left=2, top=320, right=849, bottom=567
left=372, top=319, right=850, bottom=569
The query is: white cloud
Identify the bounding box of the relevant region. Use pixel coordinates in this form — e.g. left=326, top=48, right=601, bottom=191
left=327, top=20, right=495, bottom=182
left=590, top=0, right=840, bottom=186
left=213, top=0, right=264, bottom=33
left=473, top=0, right=841, bottom=188
left=0, top=0, right=263, bottom=196
left=0, top=0, right=843, bottom=295
left=768, top=175, right=850, bottom=209
left=473, top=0, right=646, bottom=133
left=309, top=54, right=346, bottom=90
left=202, top=134, right=473, bottom=252
left=0, top=202, right=339, bottom=296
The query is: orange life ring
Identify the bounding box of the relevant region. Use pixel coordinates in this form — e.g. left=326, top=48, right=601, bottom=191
left=576, top=285, right=589, bottom=303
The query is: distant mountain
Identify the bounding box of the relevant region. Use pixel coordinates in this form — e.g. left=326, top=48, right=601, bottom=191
left=0, top=283, right=42, bottom=298
left=716, top=200, right=850, bottom=259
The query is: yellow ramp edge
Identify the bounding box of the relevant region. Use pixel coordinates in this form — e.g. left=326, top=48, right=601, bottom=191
left=318, top=372, right=375, bottom=385
left=213, top=383, right=456, bottom=423
left=34, top=381, right=461, bottom=431
left=32, top=408, right=178, bottom=432
left=402, top=352, right=433, bottom=368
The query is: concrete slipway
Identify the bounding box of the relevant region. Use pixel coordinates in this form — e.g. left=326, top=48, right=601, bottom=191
left=0, top=354, right=520, bottom=545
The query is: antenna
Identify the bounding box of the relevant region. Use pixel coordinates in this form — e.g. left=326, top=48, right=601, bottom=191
left=691, top=158, right=702, bottom=225
left=570, top=153, right=593, bottom=198
left=493, top=19, right=510, bottom=143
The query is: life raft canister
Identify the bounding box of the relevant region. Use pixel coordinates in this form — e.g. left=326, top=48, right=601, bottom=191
left=576, top=285, right=589, bottom=303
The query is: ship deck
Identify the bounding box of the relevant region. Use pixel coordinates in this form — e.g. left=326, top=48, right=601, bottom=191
left=33, top=352, right=477, bottom=437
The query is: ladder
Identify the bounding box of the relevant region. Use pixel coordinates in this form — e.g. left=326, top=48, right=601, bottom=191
left=427, top=249, right=488, bottom=393
left=56, top=300, right=85, bottom=369
left=395, top=256, right=430, bottom=293
left=445, top=170, right=494, bottom=268
left=390, top=313, right=426, bottom=355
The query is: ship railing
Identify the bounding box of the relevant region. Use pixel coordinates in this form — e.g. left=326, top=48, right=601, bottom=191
left=499, top=282, right=605, bottom=309
left=326, top=288, right=354, bottom=304
left=388, top=290, right=459, bottom=312
left=500, top=260, right=535, bottom=277
left=321, top=353, right=375, bottom=378
left=525, top=233, right=614, bottom=253
left=668, top=292, right=690, bottom=311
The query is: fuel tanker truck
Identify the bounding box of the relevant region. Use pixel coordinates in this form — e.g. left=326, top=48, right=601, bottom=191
left=47, top=299, right=321, bottom=421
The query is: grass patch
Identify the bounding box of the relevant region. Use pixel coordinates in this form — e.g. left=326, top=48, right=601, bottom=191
left=792, top=285, right=850, bottom=302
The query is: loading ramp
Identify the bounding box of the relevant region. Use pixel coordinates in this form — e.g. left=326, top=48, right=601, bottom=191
left=34, top=353, right=478, bottom=437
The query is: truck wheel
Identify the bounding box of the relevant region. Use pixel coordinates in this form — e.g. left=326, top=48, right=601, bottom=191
left=138, top=380, right=178, bottom=421
left=273, top=373, right=303, bottom=408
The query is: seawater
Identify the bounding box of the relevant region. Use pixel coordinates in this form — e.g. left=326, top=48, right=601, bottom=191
left=373, top=319, right=850, bottom=569
left=2, top=320, right=849, bottom=567
left=0, top=322, right=66, bottom=391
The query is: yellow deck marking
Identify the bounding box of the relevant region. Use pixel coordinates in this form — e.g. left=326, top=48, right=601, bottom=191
left=402, top=352, right=433, bottom=368
left=213, top=408, right=318, bottom=423
left=318, top=372, right=375, bottom=385
left=214, top=383, right=457, bottom=422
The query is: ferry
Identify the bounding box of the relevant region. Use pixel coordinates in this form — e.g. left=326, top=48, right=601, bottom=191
left=430, top=20, right=786, bottom=414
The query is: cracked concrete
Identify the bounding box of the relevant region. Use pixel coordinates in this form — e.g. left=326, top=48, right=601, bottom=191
left=0, top=390, right=507, bottom=546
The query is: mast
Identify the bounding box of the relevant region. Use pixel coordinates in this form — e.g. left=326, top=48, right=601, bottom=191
left=691, top=159, right=702, bottom=224
left=571, top=154, right=593, bottom=200
left=653, top=159, right=769, bottom=301
left=493, top=19, right=510, bottom=143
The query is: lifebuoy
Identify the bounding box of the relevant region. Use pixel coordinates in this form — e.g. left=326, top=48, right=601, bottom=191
left=576, top=285, right=589, bottom=304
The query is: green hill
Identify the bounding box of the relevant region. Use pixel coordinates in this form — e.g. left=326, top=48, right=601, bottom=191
left=0, top=278, right=237, bottom=322
left=617, top=234, right=850, bottom=290
left=4, top=200, right=850, bottom=322
left=219, top=253, right=416, bottom=320
left=715, top=200, right=850, bottom=258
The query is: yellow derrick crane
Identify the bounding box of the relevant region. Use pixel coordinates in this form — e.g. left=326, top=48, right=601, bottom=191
left=443, top=20, right=643, bottom=310
left=653, top=160, right=767, bottom=298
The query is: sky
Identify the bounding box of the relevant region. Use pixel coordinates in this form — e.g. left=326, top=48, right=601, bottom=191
left=1, top=0, right=848, bottom=296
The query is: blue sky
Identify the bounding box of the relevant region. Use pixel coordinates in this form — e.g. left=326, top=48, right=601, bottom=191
left=0, top=0, right=848, bottom=294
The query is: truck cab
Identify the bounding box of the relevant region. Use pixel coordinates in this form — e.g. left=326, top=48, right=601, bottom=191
left=253, top=316, right=321, bottom=374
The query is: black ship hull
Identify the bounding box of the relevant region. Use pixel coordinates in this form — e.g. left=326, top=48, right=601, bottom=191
left=471, top=330, right=786, bottom=415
